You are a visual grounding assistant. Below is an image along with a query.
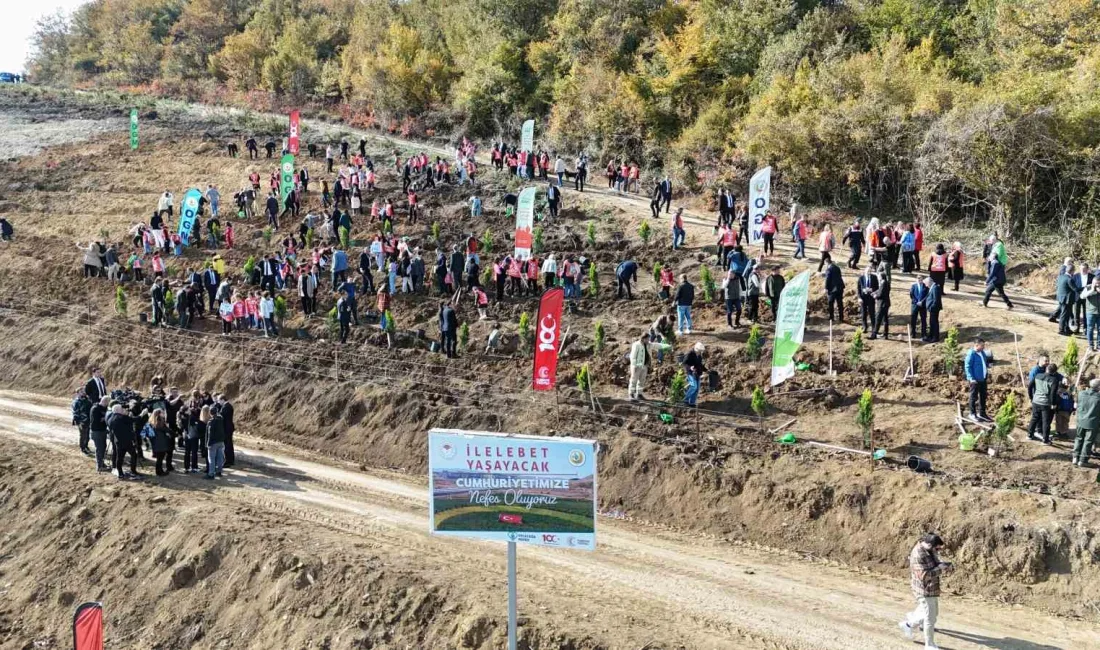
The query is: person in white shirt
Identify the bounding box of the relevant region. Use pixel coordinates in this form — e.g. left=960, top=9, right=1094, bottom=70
left=540, top=254, right=557, bottom=290
left=157, top=190, right=174, bottom=218
left=628, top=333, right=650, bottom=401
left=554, top=156, right=567, bottom=186
left=260, top=291, right=277, bottom=337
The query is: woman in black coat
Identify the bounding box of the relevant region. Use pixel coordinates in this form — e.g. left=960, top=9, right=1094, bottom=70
left=151, top=409, right=174, bottom=476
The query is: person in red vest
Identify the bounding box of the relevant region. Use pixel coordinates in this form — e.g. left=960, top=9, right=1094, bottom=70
left=761, top=212, right=778, bottom=257
left=717, top=225, right=737, bottom=268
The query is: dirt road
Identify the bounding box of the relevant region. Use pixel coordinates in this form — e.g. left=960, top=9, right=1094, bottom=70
left=0, top=390, right=1091, bottom=650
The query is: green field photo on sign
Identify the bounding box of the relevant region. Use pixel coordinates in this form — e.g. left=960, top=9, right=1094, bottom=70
left=432, top=484, right=595, bottom=534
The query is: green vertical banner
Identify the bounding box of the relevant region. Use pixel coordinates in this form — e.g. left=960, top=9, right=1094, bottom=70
left=770, top=270, right=810, bottom=386
left=279, top=153, right=295, bottom=207
left=129, top=109, right=138, bottom=150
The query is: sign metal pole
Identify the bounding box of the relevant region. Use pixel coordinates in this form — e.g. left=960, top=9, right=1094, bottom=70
left=507, top=541, right=518, bottom=650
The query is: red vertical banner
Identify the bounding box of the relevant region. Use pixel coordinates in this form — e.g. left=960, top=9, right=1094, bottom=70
left=288, top=110, right=300, bottom=155
left=532, top=287, right=564, bottom=391
left=73, top=602, right=103, bottom=650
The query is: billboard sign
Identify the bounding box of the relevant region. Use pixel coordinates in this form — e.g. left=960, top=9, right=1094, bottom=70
left=428, top=429, right=597, bottom=550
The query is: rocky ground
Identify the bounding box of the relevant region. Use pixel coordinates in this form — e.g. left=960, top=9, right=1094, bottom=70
left=0, top=86, right=1097, bottom=647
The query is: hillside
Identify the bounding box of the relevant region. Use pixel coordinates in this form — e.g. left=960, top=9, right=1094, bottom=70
left=26, top=0, right=1100, bottom=244
left=0, top=84, right=1099, bottom=649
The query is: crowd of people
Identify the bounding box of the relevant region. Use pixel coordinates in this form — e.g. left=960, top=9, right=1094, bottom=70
left=71, top=369, right=236, bottom=481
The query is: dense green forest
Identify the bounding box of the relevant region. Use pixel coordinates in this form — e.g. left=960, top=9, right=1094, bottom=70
left=26, top=0, right=1100, bottom=240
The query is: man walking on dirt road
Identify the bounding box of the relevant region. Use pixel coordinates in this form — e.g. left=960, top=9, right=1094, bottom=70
left=899, top=533, right=952, bottom=649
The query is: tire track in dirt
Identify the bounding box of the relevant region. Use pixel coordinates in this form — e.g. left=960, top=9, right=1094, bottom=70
left=1, top=390, right=1095, bottom=650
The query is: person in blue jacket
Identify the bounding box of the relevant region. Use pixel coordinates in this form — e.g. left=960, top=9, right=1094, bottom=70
left=982, top=256, right=1014, bottom=310
left=923, top=277, right=942, bottom=343
left=964, top=338, right=991, bottom=422
left=616, top=260, right=638, bottom=299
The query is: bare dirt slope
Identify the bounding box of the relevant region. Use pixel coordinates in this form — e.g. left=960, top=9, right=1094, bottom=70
left=2, top=391, right=1097, bottom=650
left=0, top=86, right=1098, bottom=635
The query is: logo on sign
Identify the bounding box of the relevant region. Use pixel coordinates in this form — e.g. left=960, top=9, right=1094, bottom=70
left=755, top=178, right=768, bottom=193
left=282, top=162, right=293, bottom=175
left=537, top=314, right=557, bottom=352
left=542, top=534, right=559, bottom=545
left=440, top=443, right=457, bottom=459
left=568, top=449, right=586, bottom=467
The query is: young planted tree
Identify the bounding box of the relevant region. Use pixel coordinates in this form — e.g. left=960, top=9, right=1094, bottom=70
left=459, top=322, right=470, bottom=350
left=991, top=393, right=1018, bottom=456
left=746, top=324, right=764, bottom=361
left=751, top=386, right=768, bottom=430
left=115, top=287, right=127, bottom=316
left=576, top=363, right=591, bottom=392
left=652, top=261, right=662, bottom=284
left=587, top=263, right=600, bottom=298
left=164, top=288, right=175, bottom=324
left=243, top=255, right=256, bottom=280
left=305, top=228, right=314, bottom=248
left=518, top=311, right=531, bottom=351
left=942, top=326, right=960, bottom=375
left=274, top=295, right=288, bottom=325
left=594, top=320, right=605, bottom=353
left=700, top=266, right=716, bottom=303
left=639, top=220, right=651, bottom=245
left=1063, top=337, right=1080, bottom=380
left=326, top=306, right=340, bottom=338
left=856, top=388, right=874, bottom=449
left=431, top=221, right=441, bottom=242
left=668, top=369, right=688, bottom=404
left=848, top=328, right=865, bottom=367
left=481, top=228, right=494, bottom=254
left=533, top=226, right=544, bottom=254
left=586, top=222, right=596, bottom=247
left=262, top=227, right=273, bottom=245
left=340, top=226, right=350, bottom=249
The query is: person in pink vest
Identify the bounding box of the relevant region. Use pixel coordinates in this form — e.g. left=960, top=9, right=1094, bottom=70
left=817, top=224, right=836, bottom=272
left=914, top=222, right=925, bottom=271
left=150, top=252, right=166, bottom=279
left=224, top=222, right=235, bottom=249
left=472, top=285, right=489, bottom=320
left=507, top=257, right=523, bottom=296
left=526, top=257, right=540, bottom=294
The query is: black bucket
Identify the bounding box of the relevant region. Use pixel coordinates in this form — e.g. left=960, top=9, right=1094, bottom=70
left=138, top=312, right=148, bottom=324
left=907, top=455, right=932, bottom=472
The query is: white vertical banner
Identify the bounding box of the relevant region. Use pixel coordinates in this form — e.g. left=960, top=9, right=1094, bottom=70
left=514, top=187, right=536, bottom=260
left=748, top=166, right=772, bottom=245
left=521, top=119, right=534, bottom=152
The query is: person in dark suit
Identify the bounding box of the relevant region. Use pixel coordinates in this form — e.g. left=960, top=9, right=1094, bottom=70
left=910, top=275, right=928, bottom=339
left=1073, top=263, right=1092, bottom=334
left=857, top=266, right=879, bottom=333
left=923, top=277, right=943, bottom=342
left=717, top=189, right=735, bottom=228
left=982, top=258, right=1014, bottom=310
left=1056, top=269, right=1079, bottom=336
left=657, top=176, right=672, bottom=214
left=439, top=303, right=459, bottom=358
left=202, top=266, right=220, bottom=313
left=872, top=265, right=891, bottom=340
left=824, top=260, right=845, bottom=323
left=216, top=394, right=236, bottom=467
left=84, top=368, right=107, bottom=406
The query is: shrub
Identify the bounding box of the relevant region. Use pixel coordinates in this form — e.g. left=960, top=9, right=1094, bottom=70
left=942, top=326, right=960, bottom=375
left=594, top=320, right=605, bottom=353
left=639, top=220, right=651, bottom=245
left=586, top=222, right=596, bottom=247
left=856, top=388, right=874, bottom=448
left=576, top=364, right=591, bottom=392
left=746, top=324, right=764, bottom=361
left=115, top=287, right=127, bottom=316
left=587, top=263, right=599, bottom=298
left=847, top=328, right=865, bottom=367
left=668, top=369, right=687, bottom=404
